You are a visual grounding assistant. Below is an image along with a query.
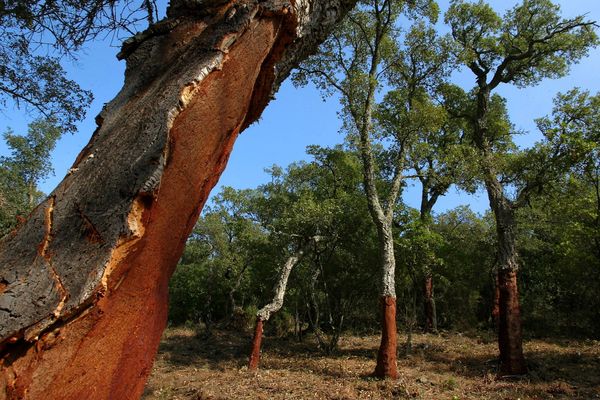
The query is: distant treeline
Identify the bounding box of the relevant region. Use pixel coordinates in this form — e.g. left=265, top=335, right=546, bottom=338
left=169, top=146, right=600, bottom=341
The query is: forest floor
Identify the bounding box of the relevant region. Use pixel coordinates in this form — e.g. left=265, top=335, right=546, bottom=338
left=142, top=326, right=600, bottom=400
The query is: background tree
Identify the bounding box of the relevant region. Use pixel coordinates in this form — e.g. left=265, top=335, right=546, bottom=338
left=0, top=118, right=61, bottom=235
left=295, top=0, right=439, bottom=378
left=445, top=0, right=598, bottom=375
left=518, top=89, right=600, bottom=337
left=375, top=22, right=476, bottom=333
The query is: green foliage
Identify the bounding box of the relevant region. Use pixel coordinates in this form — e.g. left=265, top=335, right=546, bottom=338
left=0, top=0, right=158, bottom=132
left=0, top=118, right=61, bottom=236
left=518, top=176, right=600, bottom=337
left=167, top=0, right=600, bottom=341
left=445, top=0, right=598, bottom=88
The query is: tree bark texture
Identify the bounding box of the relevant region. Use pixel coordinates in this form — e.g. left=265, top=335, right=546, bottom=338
left=423, top=274, right=437, bottom=333
left=488, top=196, right=527, bottom=376
left=474, top=87, right=526, bottom=377
left=0, top=0, right=356, bottom=398
left=497, top=268, right=527, bottom=375
left=248, top=318, right=264, bottom=370
left=492, top=271, right=500, bottom=329
left=372, top=225, right=399, bottom=378
left=374, top=296, right=398, bottom=379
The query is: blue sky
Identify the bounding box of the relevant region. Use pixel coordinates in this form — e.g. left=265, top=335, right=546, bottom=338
left=1, top=0, right=599, bottom=216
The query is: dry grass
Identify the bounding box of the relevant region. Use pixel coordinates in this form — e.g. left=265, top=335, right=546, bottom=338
left=142, top=327, right=600, bottom=400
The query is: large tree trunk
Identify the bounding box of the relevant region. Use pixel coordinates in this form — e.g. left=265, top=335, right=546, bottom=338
left=0, top=0, right=356, bottom=398
left=487, top=190, right=527, bottom=376
left=374, top=225, right=398, bottom=379
left=497, top=268, right=526, bottom=375
left=475, top=87, right=526, bottom=377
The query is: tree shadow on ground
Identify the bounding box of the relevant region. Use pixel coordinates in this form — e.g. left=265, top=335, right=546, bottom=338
left=156, top=327, right=600, bottom=398
left=156, top=328, right=249, bottom=370
left=414, top=339, right=600, bottom=399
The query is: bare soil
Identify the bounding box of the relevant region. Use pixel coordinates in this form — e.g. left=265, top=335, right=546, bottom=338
left=142, top=327, right=600, bottom=400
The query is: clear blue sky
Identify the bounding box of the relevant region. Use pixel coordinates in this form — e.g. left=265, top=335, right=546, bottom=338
left=1, top=0, right=599, bottom=216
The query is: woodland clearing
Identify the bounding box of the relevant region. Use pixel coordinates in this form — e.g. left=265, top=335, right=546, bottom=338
left=142, top=327, right=600, bottom=400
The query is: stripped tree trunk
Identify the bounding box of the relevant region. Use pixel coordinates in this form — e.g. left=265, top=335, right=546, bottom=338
left=474, top=87, right=527, bottom=377
left=486, top=183, right=527, bottom=376
left=497, top=267, right=526, bottom=375
left=373, top=225, right=399, bottom=379
left=248, top=238, right=313, bottom=370
left=248, top=318, right=264, bottom=370
left=423, top=273, right=437, bottom=333
left=0, top=1, right=356, bottom=397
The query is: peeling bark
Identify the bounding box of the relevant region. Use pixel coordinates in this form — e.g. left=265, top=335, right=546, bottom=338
left=0, top=0, right=357, bottom=397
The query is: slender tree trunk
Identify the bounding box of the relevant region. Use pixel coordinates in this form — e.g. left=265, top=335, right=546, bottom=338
left=0, top=0, right=356, bottom=397
left=374, top=225, right=398, bottom=379
left=248, top=318, right=264, bottom=370
left=423, top=274, right=437, bottom=333
left=248, top=239, right=313, bottom=369
left=27, top=181, right=35, bottom=209
left=497, top=267, right=526, bottom=375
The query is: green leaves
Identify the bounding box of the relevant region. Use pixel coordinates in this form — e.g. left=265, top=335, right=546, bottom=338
left=0, top=118, right=61, bottom=235
left=445, top=0, right=502, bottom=70
left=0, top=0, right=160, bottom=134
left=446, top=0, right=598, bottom=89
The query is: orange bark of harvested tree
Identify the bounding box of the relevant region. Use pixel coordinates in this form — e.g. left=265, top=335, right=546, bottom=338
left=423, top=274, right=436, bottom=333
left=497, top=269, right=526, bottom=375
left=0, top=0, right=357, bottom=398
left=248, top=318, right=264, bottom=370
left=374, top=296, right=398, bottom=379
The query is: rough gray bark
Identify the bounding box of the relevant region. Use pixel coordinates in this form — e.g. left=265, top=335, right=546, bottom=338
left=0, top=0, right=357, bottom=397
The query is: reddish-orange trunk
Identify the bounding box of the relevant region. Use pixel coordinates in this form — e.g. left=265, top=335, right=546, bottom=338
left=423, top=275, right=435, bottom=332
left=497, top=269, right=527, bottom=375
left=374, top=296, right=398, bottom=379
left=0, top=20, right=283, bottom=400
left=248, top=318, right=264, bottom=370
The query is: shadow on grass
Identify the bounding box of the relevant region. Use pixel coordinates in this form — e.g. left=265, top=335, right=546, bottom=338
left=157, top=327, right=600, bottom=396
left=156, top=328, right=249, bottom=370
